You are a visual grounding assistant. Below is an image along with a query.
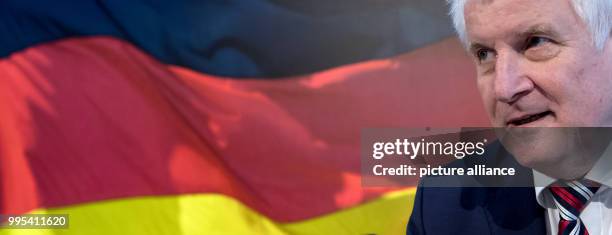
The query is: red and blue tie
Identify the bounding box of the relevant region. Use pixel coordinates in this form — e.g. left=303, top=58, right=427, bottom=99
left=549, top=180, right=600, bottom=235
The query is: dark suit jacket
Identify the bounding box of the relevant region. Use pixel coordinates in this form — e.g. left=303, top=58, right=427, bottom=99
left=407, top=142, right=547, bottom=235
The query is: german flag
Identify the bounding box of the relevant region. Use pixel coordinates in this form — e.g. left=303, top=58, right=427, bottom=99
left=0, top=1, right=489, bottom=234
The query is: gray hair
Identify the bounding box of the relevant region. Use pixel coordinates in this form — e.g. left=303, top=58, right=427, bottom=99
left=447, top=0, right=612, bottom=50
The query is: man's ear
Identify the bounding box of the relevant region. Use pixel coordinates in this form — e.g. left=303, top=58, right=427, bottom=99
left=603, top=36, right=612, bottom=70
left=602, top=35, right=612, bottom=53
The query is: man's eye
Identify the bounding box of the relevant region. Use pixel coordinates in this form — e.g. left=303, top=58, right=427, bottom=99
left=476, top=49, right=495, bottom=63
left=524, top=36, right=551, bottom=49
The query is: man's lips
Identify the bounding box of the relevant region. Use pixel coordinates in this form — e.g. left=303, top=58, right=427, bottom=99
left=506, top=111, right=554, bottom=126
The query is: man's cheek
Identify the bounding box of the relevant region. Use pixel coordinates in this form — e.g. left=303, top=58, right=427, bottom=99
left=476, top=82, right=497, bottom=120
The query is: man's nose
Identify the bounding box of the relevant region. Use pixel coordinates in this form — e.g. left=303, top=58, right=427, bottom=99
left=494, top=50, right=533, bottom=104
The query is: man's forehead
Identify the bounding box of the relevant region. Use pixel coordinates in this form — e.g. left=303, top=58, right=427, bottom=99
left=464, top=0, right=566, bottom=15
left=464, top=0, right=575, bottom=45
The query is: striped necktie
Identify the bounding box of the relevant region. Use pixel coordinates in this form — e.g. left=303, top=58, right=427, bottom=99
left=549, top=180, right=600, bottom=235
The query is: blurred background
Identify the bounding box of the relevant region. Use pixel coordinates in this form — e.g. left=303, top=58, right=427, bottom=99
left=0, top=0, right=489, bottom=234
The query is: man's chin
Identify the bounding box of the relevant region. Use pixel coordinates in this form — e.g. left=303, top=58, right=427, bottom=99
left=497, top=127, right=573, bottom=169
left=497, top=127, right=612, bottom=178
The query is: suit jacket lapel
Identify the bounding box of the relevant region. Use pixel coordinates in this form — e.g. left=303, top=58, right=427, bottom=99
left=483, top=187, right=547, bottom=235
left=480, top=143, right=547, bottom=235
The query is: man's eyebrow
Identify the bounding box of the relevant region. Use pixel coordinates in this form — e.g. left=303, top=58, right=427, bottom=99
left=516, top=24, right=561, bottom=39
left=467, top=24, right=561, bottom=53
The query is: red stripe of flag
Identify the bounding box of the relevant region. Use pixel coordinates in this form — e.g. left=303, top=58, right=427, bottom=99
left=0, top=36, right=487, bottom=221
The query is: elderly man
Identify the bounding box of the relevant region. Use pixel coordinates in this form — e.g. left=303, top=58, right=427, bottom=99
left=407, top=0, right=612, bottom=234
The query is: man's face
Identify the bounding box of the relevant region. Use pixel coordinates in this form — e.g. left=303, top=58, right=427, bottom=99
left=464, top=0, right=612, bottom=170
